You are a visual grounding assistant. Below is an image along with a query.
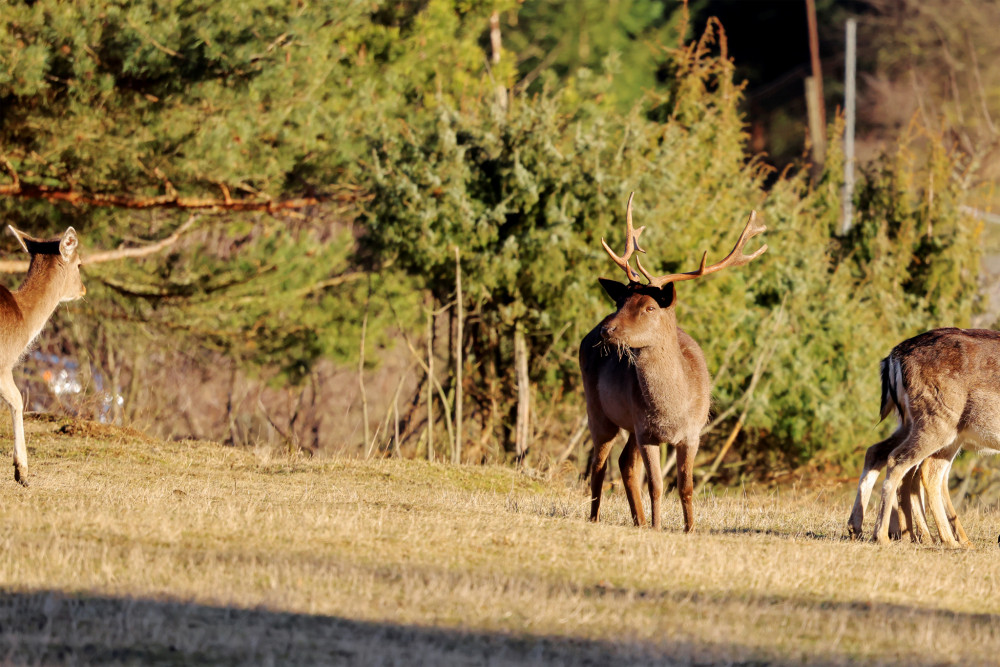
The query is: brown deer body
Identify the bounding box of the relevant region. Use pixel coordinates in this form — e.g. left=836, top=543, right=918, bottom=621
left=1, top=227, right=86, bottom=486
left=848, top=328, right=1000, bottom=545
left=580, top=194, right=766, bottom=532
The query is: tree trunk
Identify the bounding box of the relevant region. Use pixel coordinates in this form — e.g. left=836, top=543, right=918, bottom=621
left=514, top=322, right=530, bottom=461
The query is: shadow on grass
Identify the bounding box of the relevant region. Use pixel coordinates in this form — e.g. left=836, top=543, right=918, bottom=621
left=0, top=587, right=997, bottom=666
left=710, top=526, right=839, bottom=541
left=0, top=588, right=755, bottom=666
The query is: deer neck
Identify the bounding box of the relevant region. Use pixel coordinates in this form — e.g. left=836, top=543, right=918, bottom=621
left=14, top=260, right=66, bottom=346
left=632, top=328, right=686, bottom=413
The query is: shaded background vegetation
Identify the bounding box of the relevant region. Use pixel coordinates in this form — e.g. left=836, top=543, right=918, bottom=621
left=0, top=1, right=995, bottom=492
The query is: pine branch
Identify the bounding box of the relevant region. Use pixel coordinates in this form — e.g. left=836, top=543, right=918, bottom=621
left=0, top=159, right=368, bottom=214
left=0, top=182, right=345, bottom=212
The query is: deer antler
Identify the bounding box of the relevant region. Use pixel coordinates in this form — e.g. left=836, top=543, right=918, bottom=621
left=601, top=192, right=646, bottom=283
left=636, top=210, right=768, bottom=287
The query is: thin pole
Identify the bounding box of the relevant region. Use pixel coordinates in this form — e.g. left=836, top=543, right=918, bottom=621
left=805, top=0, right=826, bottom=164
left=842, top=18, right=857, bottom=235
left=358, top=281, right=371, bottom=451
left=426, top=306, right=434, bottom=462
left=453, top=246, right=463, bottom=465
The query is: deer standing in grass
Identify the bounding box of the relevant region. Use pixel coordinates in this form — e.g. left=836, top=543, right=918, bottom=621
left=580, top=194, right=767, bottom=532
left=0, top=226, right=86, bottom=486
left=848, top=328, right=1000, bottom=546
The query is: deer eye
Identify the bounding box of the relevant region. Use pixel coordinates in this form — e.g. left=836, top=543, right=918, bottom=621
left=644, top=305, right=656, bottom=312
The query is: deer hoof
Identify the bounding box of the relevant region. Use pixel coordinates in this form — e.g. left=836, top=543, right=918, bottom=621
left=13, top=466, right=28, bottom=488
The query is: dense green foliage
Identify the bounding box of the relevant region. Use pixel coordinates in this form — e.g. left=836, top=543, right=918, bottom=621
left=505, top=0, right=689, bottom=108
left=0, top=1, right=985, bottom=467
left=363, top=18, right=981, bottom=464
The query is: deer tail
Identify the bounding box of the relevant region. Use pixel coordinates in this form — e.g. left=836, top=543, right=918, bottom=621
left=878, top=354, right=904, bottom=424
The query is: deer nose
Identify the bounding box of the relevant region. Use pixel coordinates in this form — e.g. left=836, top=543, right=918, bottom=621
left=600, top=323, right=617, bottom=340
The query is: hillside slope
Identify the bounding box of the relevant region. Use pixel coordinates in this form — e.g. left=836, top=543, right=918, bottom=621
left=0, top=415, right=997, bottom=665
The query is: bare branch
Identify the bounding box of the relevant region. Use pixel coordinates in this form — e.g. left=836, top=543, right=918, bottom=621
left=966, top=32, right=997, bottom=136
left=86, top=213, right=199, bottom=265
left=0, top=214, right=201, bottom=274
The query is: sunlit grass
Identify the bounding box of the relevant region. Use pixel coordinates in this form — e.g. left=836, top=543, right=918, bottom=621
left=0, top=414, right=997, bottom=664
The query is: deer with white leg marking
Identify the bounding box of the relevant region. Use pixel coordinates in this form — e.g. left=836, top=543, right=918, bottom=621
left=0, top=226, right=86, bottom=486
left=848, top=328, right=1000, bottom=546
left=580, top=194, right=767, bottom=532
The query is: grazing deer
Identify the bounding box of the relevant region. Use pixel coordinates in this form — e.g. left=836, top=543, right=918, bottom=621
left=579, top=194, right=767, bottom=532
left=848, top=328, right=1000, bottom=545
left=884, top=456, right=964, bottom=544
left=1, top=227, right=86, bottom=486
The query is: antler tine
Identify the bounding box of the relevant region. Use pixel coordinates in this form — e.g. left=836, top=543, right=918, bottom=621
left=645, top=210, right=768, bottom=287
left=600, top=192, right=646, bottom=283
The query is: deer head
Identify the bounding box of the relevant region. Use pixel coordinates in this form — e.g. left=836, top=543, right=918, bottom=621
left=598, top=193, right=767, bottom=351
left=9, top=226, right=86, bottom=301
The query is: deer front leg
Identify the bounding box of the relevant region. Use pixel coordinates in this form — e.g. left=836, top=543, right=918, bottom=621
left=675, top=437, right=698, bottom=533
left=0, top=371, right=27, bottom=487
left=940, top=472, right=971, bottom=547
left=873, top=429, right=955, bottom=544
left=588, top=426, right=618, bottom=523
left=619, top=434, right=646, bottom=527
left=894, top=467, right=920, bottom=542
left=638, top=442, right=663, bottom=530
left=901, top=463, right=932, bottom=543
left=848, top=429, right=906, bottom=539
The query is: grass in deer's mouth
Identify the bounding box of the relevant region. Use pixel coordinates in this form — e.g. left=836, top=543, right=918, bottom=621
left=0, top=413, right=998, bottom=664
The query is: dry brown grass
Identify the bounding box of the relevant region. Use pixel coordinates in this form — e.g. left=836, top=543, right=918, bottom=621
left=0, top=415, right=998, bottom=665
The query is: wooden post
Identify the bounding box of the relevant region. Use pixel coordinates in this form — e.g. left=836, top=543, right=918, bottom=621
left=514, top=322, right=530, bottom=461
left=842, top=18, right=857, bottom=235
left=393, top=386, right=401, bottom=458
left=426, top=306, right=434, bottom=462
left=358, top=282, right=371, bottom=451
left=489, top=11, right=507, bottom=111
left=805, top=0, right=826, bottom=167
left=453, top=247, right=463, bottom=465
left=805, top=77, right=825, bottom=166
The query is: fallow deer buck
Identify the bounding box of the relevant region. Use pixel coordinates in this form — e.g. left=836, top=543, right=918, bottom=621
left=0, top=226, right=86, bottom=486
left=848, top=328, right=1000, bottom=546
left=580, top=193, right=767, bottom=532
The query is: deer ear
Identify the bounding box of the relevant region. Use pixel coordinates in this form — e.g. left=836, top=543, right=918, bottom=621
left=652, top=283, right=675, bottom=308
left=8, top=226, right=30, bottom=254
left=59, top=227, right=79, bottom=260
left=598, top=278, right=629, bottom=304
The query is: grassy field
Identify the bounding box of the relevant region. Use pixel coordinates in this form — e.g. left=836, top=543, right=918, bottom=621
left=0, top=415, right=999, bottom=665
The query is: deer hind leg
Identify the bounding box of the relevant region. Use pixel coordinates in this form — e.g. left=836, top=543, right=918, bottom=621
left=675, top=435, right=699, bottom=533
left=619, top=434, right=646, bottom=527
left=873, top=427, right=956, bottom=544
left=0, top=371, right=27, bottom=487
left=940, top=469, right=970, bottom=547
left=587, top=421, right=619, bottom=523
left=904, top=461, right=933, bottom=543
left=638, top=442, right=663, bottom=530
left=892, top=467, right=919, bottom=541
left=921, top=446, right=970, bottom=548
left=848, top=427, right=907, bottom=539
